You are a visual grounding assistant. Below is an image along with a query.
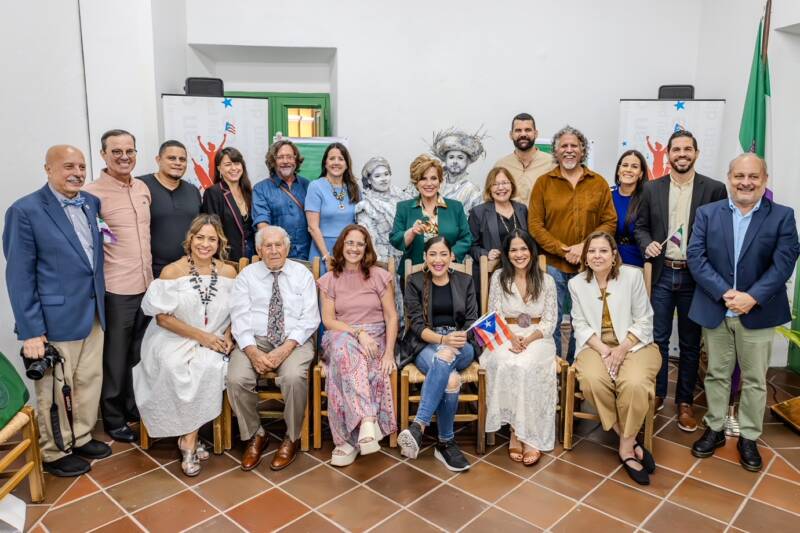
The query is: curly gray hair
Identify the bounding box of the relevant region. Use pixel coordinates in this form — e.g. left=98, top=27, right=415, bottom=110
left=551, top=125, right=589, bottom=165
left=361, top=156, right=392, bottom=189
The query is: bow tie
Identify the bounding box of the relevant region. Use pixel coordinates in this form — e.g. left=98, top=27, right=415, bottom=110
left=61, top=197, right=86, bottom=208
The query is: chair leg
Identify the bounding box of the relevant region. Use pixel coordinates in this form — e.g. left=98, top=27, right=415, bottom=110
left=22, top=406, right=44, bottom=503
left=564, top=368, right=576, bottom=450
left=477, top=369, right=486, bottom=455
left=390, top=368, right=398, bottom=448
left=313, top=365, right=322, bottom=449
left=213, top=407, right=224, bottom=455
left=222, top=391, right=232, bottom=450
left=300, top=401, right=310, bottom=452
left=644, top=395, right=655, bottom=451
left=400, top=370, right=409, bottom=431
left=557, top=360, right=568, bottom=443
left=139, top=420, right=150, bottom=450
left=486, top=431, right=496, bottom=447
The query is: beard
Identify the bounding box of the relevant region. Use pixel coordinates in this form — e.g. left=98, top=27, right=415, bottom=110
left=513, top=137, right=534, bottom=151
left=671, top=157, right=696, bottom=174
left=277, top=166, right=295, bottom=178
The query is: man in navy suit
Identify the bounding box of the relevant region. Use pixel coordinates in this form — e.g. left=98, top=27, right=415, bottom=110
left=687, top=153, right=799, bottom=471
left=3, top=145, right=111, bottom=476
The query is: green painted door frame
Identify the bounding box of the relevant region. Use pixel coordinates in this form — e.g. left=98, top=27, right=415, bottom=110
left=224, top=91, right=331, bottom=141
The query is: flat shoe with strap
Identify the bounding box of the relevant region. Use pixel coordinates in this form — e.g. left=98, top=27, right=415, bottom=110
left=633, top=441, right=656, bottom=474
left=620, top=454, right=649, bottom=485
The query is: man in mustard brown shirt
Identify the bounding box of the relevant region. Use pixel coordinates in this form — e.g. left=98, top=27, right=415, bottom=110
left=528, top=125, right=617, bottom=361
left=84, top=129, right=152, bottom=443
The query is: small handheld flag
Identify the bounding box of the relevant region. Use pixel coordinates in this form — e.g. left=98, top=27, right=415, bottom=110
left=661, top=225, right=683, bottom=248
left=468, top=312, right=514, bottom=351
left=225, top=121, right=237, bottom=134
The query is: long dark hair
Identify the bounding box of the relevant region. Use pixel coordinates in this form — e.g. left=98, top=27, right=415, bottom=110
left=614, top=149, right=648, bottom=228
left=421, top=235, right=452, bottom=327
left=330, top=224, right=377, bottom=279
left=214, top=147, right=253, bottom=209
left=498, top=230, right=542, bottom=303
left=320, top=142, right=360, bottom=203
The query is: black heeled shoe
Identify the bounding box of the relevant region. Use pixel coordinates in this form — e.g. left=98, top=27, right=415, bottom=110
left=619, top=454, right=650, bottom=485
left=633, top=441, right=656, bottom=474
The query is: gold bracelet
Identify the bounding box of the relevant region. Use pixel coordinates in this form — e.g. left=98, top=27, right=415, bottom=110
left=625, top=333, right=638, bottom=345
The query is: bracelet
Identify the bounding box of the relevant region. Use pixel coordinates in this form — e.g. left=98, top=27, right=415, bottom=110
left=352, top=327, right=362, bottom=339
left=625, top=333, right=638, bottom=345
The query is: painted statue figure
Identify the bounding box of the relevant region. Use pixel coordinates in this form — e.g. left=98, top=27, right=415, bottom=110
left=430, top=128, right=486, bottom=214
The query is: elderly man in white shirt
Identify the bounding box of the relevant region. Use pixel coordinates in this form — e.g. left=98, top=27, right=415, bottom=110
left=228, top=225, right=320, bottom=472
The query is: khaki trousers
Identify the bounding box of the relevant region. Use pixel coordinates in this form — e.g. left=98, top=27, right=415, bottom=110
left=36, top=319, right=104, bottom=462
left=702, top=317, right=772, bottom=440
left=574, top=344, right=661, bottom=438
left=226, top=337, right=314, bottom=441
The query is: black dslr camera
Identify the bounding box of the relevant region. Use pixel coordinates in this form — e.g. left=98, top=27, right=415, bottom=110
left=20, top=343, right=64, bottom=380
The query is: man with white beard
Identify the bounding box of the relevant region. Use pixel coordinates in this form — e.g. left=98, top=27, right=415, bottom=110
left=528, top=125, right=617, bottom=362
left=252, top=140, right=312, bottom=259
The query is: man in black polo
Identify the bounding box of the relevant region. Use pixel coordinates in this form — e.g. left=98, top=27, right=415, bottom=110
left=139, top=140, right=201, bottom=277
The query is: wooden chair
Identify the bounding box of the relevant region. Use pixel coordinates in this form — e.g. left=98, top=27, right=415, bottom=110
left=399, top=257, right=488, bottom=454
left=0, top=406, right=45, bottom=503
left=220, top=255, right=319, bottom=452
left=312, top=258, right=398, bottom=449
left=478, top=254, right=568, bottom=445
left=140, top=256, right=247, bottom=454
left=563, top=262, right=655, bottom=450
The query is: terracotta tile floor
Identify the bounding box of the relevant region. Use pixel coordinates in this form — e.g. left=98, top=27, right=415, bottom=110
left=9, top=364, right=800, bottom=532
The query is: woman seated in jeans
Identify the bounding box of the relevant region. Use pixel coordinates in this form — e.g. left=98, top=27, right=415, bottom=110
left=396, top=236, right=479, bottom=472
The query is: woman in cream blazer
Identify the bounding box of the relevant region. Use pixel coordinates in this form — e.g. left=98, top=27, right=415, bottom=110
left=568, top=231, right=661, bottom=486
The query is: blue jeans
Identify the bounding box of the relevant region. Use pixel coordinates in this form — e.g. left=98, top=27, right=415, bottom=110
left=414, top=339, right=475, bottom=441
left=548, top=266, right=576, bottom=363
left=651, top=267, right=702, bottom=405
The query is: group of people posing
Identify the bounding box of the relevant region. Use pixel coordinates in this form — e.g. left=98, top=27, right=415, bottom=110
left=4, top=113, right=798, bottom=489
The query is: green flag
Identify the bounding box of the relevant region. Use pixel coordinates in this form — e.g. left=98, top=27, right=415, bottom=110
left=738, top=12, right=771, bottom=157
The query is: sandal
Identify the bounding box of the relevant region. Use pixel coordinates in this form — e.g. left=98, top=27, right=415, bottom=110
left=331, top=443, right=359, bottom=467
left=358, top=421, right=381, bottom=455
left=522, top=446, right=541, bottom=467
left=633, top=441, right=656, bottom=474
left=195, top=441, right=210, bottom=461
left=619, top=454, right=649, bottom=485
left=178, top=436, right=201, bottom=477
left=508, top=431, right=523, bottom=463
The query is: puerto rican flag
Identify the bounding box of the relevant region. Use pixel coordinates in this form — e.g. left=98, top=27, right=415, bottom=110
left=468, top=312, right=514, bottom=351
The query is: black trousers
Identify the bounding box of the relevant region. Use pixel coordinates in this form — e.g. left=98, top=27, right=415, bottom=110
left=101, top=292, right=150, bottom=429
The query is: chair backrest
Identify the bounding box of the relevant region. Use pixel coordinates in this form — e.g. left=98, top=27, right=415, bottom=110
left=403, top=256, right=473, bottom=286
left=224, top=257, right=252, bottom=273
left=375, top=257, right=396, bottom=277
left=250, top=255, right=321, bottom=280
left=643, top=262, right=652, bottom=297
left=480, top=254, right=547, bottom=313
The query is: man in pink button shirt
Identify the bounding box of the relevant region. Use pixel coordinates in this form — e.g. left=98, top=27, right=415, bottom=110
left=84, top=129, right=152, bottom=443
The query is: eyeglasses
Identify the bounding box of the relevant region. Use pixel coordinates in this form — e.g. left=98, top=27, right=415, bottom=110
left=109, top=149, right=137, bottom=158
left=344, top=241, right=366, bottom=248
left=276, top=155, right=296, bottom=161
left=491, top=181, right=512, bottom=188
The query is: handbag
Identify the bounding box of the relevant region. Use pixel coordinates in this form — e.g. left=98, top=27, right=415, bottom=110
left=0, top=351, right=30, bottom=428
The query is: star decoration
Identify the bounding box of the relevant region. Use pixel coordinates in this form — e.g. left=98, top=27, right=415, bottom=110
left=222, top=98, right=233, bottom=108
left=674, top=101, right=686, bottom=110
left=622, top=140, right=628, bottom=147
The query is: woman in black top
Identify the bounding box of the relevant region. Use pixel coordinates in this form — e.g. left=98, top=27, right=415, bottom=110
left=396, top=236, right=479, bottom=472
left=201, top=147, right=255, bottom=261
left=468, top=167, right=529, bottom=293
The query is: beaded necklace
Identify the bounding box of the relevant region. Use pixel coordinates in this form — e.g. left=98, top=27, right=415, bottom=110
left=187, top=255, right=219, bottom=326
left=328, top=178, right=346, bottom=210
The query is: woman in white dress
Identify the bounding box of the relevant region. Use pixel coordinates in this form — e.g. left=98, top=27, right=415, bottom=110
left=133, top=214, right=237, bottom=476
left=482, top=229, right=558, bottom=466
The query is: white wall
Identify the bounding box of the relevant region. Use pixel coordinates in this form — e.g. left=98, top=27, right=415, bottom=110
left=0, top=0, right=91, bottom=380
left=185, top=0, right=704, bottom=183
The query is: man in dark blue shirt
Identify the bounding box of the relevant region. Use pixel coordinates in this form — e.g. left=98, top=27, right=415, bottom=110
left=252, top=140, right=311, bottom=259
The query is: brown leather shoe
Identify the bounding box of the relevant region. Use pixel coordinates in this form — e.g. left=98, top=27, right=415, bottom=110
left=240, top=432, right=268, bottom=471
left=677, top=403, right=698, bottom=432
left=270, top=437, right=299, bottom=471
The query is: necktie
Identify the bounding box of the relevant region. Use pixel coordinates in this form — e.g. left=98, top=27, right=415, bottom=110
left=61, top=196, right=86, bottom=208
left=266, top=271, right=285, bottom=346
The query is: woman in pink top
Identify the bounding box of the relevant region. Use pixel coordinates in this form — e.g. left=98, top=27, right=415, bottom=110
left=317, top=224, right=398, bottom=466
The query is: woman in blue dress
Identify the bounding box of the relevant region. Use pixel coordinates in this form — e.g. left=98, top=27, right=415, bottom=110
left=611, top=149, right=649, bottom=267
left=306, top=142, right=360, bottom=273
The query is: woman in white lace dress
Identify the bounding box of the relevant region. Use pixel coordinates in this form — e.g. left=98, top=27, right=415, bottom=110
left=133, top=215, right=237, bottom=477
left=482, top=229, right=558, bottom=465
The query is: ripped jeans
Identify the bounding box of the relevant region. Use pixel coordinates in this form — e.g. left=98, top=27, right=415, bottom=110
left=414, top=326, right=475, bottom=441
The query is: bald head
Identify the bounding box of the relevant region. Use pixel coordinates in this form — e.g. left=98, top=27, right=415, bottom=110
left=45, top=145, right=86, bottom=198
left=727, top=153, right=767, bottom=213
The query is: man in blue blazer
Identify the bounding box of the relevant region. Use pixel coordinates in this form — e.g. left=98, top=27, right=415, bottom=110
left=3, top=145, right=111, bottom=476
left=687, top=153, right=799, bottom=472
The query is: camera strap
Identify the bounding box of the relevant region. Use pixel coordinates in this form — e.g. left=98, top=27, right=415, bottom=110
left=50, top=359, right=76, bottom=453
